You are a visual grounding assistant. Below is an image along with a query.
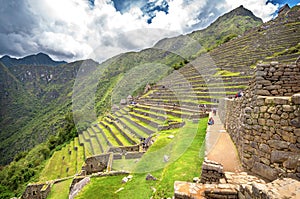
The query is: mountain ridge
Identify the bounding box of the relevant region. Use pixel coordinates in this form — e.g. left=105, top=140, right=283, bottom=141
left=0, top=52, right=67, bottom=67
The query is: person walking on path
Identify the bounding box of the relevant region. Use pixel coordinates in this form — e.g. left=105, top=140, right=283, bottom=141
left=212, top=107, right=217, bottom=116
left=208, top=117, right=214, bottom=125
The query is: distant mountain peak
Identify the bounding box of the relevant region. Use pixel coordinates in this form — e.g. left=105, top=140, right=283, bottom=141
left=0, top=52, right=67, bottom=67
left=278, top=4, right=290, bottom=15
left=225, top=5, right=263, bottom=22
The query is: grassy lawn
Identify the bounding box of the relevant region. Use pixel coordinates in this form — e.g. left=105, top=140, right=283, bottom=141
left=47, top=179, right=73, bottom=199
left=75, top=118, right=207, bottom=198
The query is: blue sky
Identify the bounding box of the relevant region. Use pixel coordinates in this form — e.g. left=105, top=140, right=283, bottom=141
left=0, top=0, right=299, bottom=62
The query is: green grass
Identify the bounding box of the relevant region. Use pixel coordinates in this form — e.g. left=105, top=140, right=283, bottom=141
left=39, top=139, right=85, bottom=181
left=98, top=123, right=120, bottom=146
left=214, top=69, right=240, bottom=77
left=47, top=179, right=73, bottom=199
left=90, top=137, right=102, bottom=155
left=75, top=118, right=207, bottom=198
left=91, top=126, right=110, bottom=152
left=119, top=117, right=152, bottom=138
left=101, top=121, right=131, bottom=146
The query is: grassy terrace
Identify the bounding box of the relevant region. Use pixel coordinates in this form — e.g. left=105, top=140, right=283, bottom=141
left=101, top=120, right=132, bottom=146
left=82, top=131, right=94, bottom=155
left=91, top=126, right=110, bottom=152
left=138, top=103, right=204, bottom=114
left=39, top=139, right=84, bottom=181
left=90, top=137, right=103, bottom=155
left=128, top=111, right=162, bottom=127
left=47, top=179, right=73, bottom=199
left=98, top=122, right=120, bottom=146
left=112, top=121, right=139, bottom=144
left=135, top=104, right=197, bottom=118
left=132, top=107, right=183, bottom=122
left=75, top=118, right=207, bottom=198
left=118, top=117, right=152, bottom=138
left=122, top=115, right=156, bottom=133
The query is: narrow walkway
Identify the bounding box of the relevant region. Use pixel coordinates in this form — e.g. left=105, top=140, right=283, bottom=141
left=205, top=112, right=243, bottom=172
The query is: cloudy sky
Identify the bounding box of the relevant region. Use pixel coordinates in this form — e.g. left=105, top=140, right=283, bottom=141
left=0, top=0, right=298, bottom=62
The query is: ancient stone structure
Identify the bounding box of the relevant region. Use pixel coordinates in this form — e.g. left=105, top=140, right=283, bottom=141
left=21, top=182, right=51, bottom=199
left=69, top=177, right=90, bottom=199
left=200, top=159, right=225, bottom=184
left=218, top=61, right=300, bottom=181
left=107, top=145, right=140, bottom=153
left=82, top=154, right=110, bottom=175
left=175, top=161, right=300, bottom=199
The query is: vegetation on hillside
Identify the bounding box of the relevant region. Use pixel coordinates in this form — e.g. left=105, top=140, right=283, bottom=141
left=75, top=119, right=207, bottom=199
left=0, top=5, right=291, bottom=198
left=0, top=112, right=77, bottom=199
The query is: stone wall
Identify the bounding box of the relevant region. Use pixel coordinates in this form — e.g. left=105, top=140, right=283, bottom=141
left=21, top=183, right=51, bottom=199
left=125, top=152, right=145, bottom=159
left=219, top=61, right=300, bottom=181
left=175, top=162, right=300, bottom=199
left=82, top=154, right=110, bottom=175
left=254, top=62, right=300, bottom=96
left=200, top=159, right=225, bottom=184
left=107, top=145, right=140, bottom=153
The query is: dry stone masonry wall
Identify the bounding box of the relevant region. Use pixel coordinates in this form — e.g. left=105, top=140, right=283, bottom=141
left=175, top=161, right=300, bottom=199
left=200, top=159, right=225, bottom=184
left=21, top=183, right=51, bottom=199
left=219, top=61, right=300, bottom=181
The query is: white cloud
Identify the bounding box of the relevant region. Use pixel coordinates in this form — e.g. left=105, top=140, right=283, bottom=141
left=0, top=0, right=280, bottom=62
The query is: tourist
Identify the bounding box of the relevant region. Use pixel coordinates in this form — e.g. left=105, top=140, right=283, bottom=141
left=212, top=107, right=217, bottom=116
left=208, top=117, right=214, bottom=125
left=235, top=90, right=243, bottom=98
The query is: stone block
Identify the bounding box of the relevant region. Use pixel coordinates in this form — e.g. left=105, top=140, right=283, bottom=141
left=294, top=128, right=300, bottom=136
left=282, top=105, right=293, bottom=112
left=259, top=106, right=268, bottom=113
left=252, top=162, right=278, bottom=181
left=267, top=106, right=277, bottom=114
left=281, top=112, right=289, bottom=119
left=264, top=113, right=270, bottom=119
left=259, top=144, right=271, bottom=153
left=266, top=119, right=275, bottom=126
left=267, top=140, right=289, bottom=150
left=256, top=90, right=270, bottom=96
left=258, top=118, right=265, bottom=126
left=270, top=114, right=280, bottom=120
left=274, top=97, right=289, bottom=105
left=256, top=97, right=265, bottom=106
left=283, top=157, right=299, bottom=169
left=281, top=126, right=293, bottom=132
left=292, top=94, right=300, bottom=105
left=270, top=151, right=293, bottom=163
left=282, top=131, right=297, bottom=143
left=291, top=117, right=300, bottom=128
left=265, top=85, right=281, bottom=90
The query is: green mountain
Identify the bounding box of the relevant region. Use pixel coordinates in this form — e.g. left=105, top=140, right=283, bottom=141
left=0, top=5, right=263, bottom=166
left=0, top=53, right=67, bottom=67
left=0, top=5, right=272, bottom=197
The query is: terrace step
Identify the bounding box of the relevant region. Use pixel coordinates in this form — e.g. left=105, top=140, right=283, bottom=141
left=119, top=115, right=155, bottom=136
left=99, top=121, right=123, bottom=146
left=128, top=112, right=161, bottom=128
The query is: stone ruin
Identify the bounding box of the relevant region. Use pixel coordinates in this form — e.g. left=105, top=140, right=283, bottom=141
left=175, top=60, right=300, bottom=198
left=219, top=61, right=300, bottom=181
left=175, top=159, right=300, bottom=199
left=21, top=182, right=51, bottom=199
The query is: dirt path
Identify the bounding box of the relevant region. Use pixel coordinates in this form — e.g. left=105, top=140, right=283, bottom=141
left=205, top=112, right=243, bottom=172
